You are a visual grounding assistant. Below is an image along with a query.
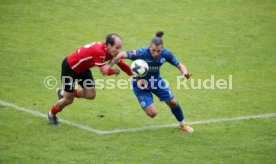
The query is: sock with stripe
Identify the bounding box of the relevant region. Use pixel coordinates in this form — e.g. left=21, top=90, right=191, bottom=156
left=49, top=106, right=59, bottom=116
left=74, top=89, right=79, bottom=98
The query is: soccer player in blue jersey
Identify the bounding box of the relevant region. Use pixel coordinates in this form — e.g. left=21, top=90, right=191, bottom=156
left=102, top=31, right=194, bottom=132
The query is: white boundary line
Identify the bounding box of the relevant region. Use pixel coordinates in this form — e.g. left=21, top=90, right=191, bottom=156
left=0, top=100, right=103, bottom=134
left=1, top=100, right=275, bottom=134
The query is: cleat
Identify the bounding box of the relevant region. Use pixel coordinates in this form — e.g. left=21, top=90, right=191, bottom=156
left=56, top=88, right=64, bottom=100
left=48, top=112, right=59, bottom=126
left=180, top=124, right=194, bottom=133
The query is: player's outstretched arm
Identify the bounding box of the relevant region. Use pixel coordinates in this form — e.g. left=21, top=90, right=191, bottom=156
left=100, top=51, right=128, bottom=74
left=110, top=51, right=128, bottom=67
left=116, top=60, right=132, bottom=76
left=177, top=63, right=192, bottom=79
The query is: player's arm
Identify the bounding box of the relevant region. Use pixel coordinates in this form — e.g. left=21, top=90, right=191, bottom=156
left=177, top=63, right=192, bottom=79
left=166, top=50, right=192, bottom=79
left=110, top=51, right=128, bottom=67
left=116, top=60, right=132, bottom=76
left=100, top=51, right=129, bottom=74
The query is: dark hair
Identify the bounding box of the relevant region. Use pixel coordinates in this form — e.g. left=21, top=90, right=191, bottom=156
left=151, top=31, right=164, bottom=46
left=105, top=33, right=122, bottom=46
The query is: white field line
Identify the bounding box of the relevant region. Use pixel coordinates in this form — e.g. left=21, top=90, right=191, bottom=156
left=0, top=100, right=103, bottom=134
left=1, top=100, right=275, bottom=134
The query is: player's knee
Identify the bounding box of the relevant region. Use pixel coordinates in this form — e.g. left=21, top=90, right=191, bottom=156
left=86, top=93, right=96, bottom=100
left=144, top=104, right=157, bottom=118
left=86, top=95, right=96, bottom=100
left=83, top=89, right=96, bottom=100
left=147, top=112, right=157, bottom=118
left=167, top=99, right=178, bottom=107
left=151, top=113, right=157, bottom=118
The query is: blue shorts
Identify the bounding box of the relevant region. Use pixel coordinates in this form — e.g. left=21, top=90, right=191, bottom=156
left=132, top=78, right=174, bottom=109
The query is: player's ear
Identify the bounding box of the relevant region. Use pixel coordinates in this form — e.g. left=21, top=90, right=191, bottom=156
left=106, top=43, right=111, bottom=49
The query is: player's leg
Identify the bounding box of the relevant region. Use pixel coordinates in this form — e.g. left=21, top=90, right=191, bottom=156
left=165, top=98, right=194, bottom=133
left=144, top=104, right=157, bottom=118
left=153, top=86, right=185, bottom=123
left=48, top=90, right=75, bottom=125
left=48, top=71, right=75, bottom=125
left=53, top=91, right=75, bottom=112
left=48, top=57, right=76, bottom=125
left=74, top=69, right=96, bottom=100
left=57, top=87, right=96, bottom=100
left=133, top=84, right=157, bottom=118
left=75, top=88, right=96, bottom=99
left=165, top=98, right=184, bottom=124
left=152, top=78, right=194, bottom=132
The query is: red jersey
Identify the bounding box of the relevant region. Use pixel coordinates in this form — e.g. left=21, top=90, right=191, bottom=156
left=67, top=41, right=132, bottom=76
left=67, top=42, right=107, bottom=73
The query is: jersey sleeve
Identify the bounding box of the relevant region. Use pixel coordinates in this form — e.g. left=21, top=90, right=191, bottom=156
left=166, top=50, right=180, bottom=67
left=126, top=48, right=145, bottom=61
left=116, top=60, right=132, bottom=76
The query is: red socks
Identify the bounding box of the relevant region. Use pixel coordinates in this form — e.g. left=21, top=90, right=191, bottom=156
left=74, top=89, right=79, bottom=98
left=50, top=106, right=59, bottom=116
left=50, top=89, right=79, bottom=116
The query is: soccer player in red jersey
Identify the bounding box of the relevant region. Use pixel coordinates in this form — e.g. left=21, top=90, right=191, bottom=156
left=48, top=34, right=132, bottom=125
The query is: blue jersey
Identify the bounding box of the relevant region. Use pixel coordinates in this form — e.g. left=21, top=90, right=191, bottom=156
left=126, top=46, right=180, bottom=79
left=126, top=46, right=180, bottom=109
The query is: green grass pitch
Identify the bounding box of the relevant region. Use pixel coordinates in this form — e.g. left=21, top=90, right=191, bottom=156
left=0, top=0, right=275, bottom=163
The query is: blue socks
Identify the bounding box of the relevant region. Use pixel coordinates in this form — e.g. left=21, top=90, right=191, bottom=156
left=170, top=103, right=184, bottom=122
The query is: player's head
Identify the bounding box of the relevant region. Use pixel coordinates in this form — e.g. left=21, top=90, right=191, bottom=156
left=150, top=31, right=164, bottom=58
left=105, top=33, right=123, bottom=56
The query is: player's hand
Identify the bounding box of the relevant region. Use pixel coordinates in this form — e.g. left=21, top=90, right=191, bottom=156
left=184, top=73, right=192, bottom=79
left=100, top=65, right=111, bottom=74
left=114, top=68, right=120, bottom=76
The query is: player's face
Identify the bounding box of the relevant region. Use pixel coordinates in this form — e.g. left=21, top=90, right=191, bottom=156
left=107, top=37, right=122, bottom=56
left=150, top=44, right=163, bottom=58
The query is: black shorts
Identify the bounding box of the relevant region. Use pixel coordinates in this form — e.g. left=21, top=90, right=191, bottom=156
left=61, top=57, right=95, bottom=92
